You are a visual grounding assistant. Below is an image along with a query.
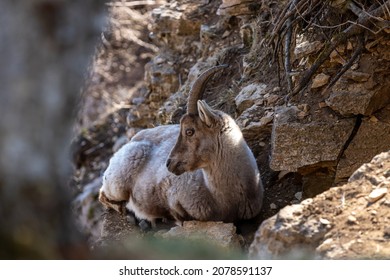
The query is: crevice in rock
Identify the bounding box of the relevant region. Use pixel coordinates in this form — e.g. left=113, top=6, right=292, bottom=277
left=336, top=115, right=363, bottom=175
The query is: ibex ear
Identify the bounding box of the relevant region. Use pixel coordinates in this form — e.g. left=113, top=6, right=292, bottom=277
left=197, top=100, right=218, bottom=127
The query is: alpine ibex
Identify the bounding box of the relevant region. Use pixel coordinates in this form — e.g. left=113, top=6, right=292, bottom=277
left=99, top=65, right=264, bottom=227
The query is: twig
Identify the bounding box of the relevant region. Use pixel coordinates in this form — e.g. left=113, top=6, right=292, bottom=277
left=300, top=0, right=327, bottom=33
left=284, top=15, right=294, bottom=92
left=271, top=0, right=311, bottom=41
left=325, top=34, right=365, bottom=90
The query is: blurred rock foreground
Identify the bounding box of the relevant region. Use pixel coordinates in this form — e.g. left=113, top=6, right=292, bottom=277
left=0, top=0, right=106, bottom=258
left=1, top=0, right=389, bottom=259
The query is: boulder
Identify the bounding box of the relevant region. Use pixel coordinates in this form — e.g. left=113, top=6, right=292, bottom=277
left=336, top=104, right=390, bottom=179
left=270, top=106, right=356, bottom=172
left=250, top=151, right=390, bottom=259
left=235, top=83, right=267, bottom=113
left=326, top=83, right=390, bottom=116
left=160, top=221, right=243, bottom=249
left=326, top=52, right=390, bottom=116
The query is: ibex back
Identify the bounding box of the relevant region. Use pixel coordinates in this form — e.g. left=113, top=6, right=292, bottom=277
left=99, top=65, right=264, bottom=226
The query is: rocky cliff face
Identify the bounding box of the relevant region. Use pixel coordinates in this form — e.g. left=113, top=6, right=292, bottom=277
left=72, top=0, right=390, bottom=258
left=250, top=151, right=390, bottom=259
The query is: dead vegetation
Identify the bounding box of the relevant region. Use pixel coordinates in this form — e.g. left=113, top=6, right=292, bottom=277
left=251, top=0, right=390, bottom=97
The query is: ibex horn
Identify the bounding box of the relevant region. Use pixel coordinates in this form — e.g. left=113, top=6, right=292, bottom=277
left=187, top=64, right=228, bottom=115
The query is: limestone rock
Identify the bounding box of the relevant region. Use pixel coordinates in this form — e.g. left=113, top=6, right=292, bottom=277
left=161, top=221, right=243, bottom=249
left=326, top=54, right=390, bottom=116
left=311, top=73, right=330, bottom=89
left=236, top=104, right=272, bottom=143
left=235, top=83, right=268, bottom=113
left=145, top=55, right=179, bottom=101
left=336, top=104, right=390, bottom=179
left=152, top=2, right=203, bottom=38
left=367, top=188, right=387, bottom=203
left=270, top=106, right=356, bottom=172
left=343, top=70, right=371, bottom=82
left=217, top=0, right=261, bottom=16
left=98, top=209, right=141, bottom=247
left=294, top=40, right=324, bottom=59
left=326, top=84, right=390, bottom=116
left=250, top=150, right=390, bottom=259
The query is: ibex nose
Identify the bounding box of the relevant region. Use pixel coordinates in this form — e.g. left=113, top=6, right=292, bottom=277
left=166, top=158, right=172, bottom=169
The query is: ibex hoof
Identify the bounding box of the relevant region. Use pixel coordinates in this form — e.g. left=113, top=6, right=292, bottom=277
left=99, top=190, right=127, bottom=216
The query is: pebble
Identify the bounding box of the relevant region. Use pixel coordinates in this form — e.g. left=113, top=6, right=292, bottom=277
left=320, top=218, right=331, bottom=225
left=259, top=141, right=266, bottom=147
left=347, top=215, right=357, bottom=224
left=270, top=203, right=277, bottom=210
left=318, top=102, right=327, bottom=108
left=295, top=192, right=303, bottom=201
left=311, top=73, right=330, bottom=88
left=297, top=111, right=309, bottom=119
left=367, top=188, right=387, bottom=203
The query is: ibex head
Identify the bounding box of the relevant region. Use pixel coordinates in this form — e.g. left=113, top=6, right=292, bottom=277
left=166, top=65, right=228, bottom=176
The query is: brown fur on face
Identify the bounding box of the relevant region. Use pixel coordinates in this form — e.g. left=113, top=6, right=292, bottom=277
left=166, top=114, right=220, bottom=175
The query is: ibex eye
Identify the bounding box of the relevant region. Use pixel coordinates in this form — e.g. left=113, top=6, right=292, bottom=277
left=185, top=128, right=195, bottom=137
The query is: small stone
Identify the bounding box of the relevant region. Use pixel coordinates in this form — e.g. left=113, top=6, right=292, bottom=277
left=320, top=218, right=331, bottom=225
left=294, top=40, right=324, bottom=59
left=222, top=30, right=231, bottom=38
left=297, top=104, right=310, bottom=112
left=367, top=188, right=387, bottom=203
left=270, top=203, right=277, bottom=210
left=266, top=94, right=279, bottom=106
left=295, top=192, right=303, bottom=200
left=351, top=63, right=359, bottom=70
left=343, top=71, right=370, bottom=82
left=370, top=210, right=377, bottom=216
left=259, top=115, right=273, bottom=125
left=311, top=73, right=330, bottom=88
left=259, top=141, right=266, bottom=147
left=347, top=215, right=357, bottom=224
left=235, top=83, right=267, bottom=113
left=297, top=111, right=309, bottom=119
left=369, top=116, right=379, bottom=123
left=347, top=41, right=353, bottom=50
left=319, top=102, right=327, bottom=108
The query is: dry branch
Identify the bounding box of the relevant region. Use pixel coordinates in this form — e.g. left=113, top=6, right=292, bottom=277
left=325, top=35, right=364, bottom=90
left=291, top=0, right=390, bottom=97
